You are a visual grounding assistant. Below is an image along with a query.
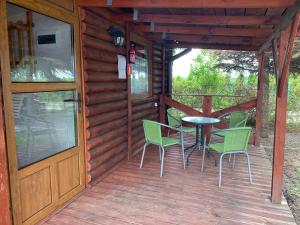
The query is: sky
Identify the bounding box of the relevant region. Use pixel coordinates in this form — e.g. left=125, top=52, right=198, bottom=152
left=172, top=49, right=201, bottom=78
left=172, top=49, right=249, bottom=78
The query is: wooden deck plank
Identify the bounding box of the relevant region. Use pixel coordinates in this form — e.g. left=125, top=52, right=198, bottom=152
left=41, top=139, right=295, bottom=225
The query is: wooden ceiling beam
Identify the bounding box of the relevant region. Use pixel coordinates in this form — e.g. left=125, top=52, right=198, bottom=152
left=78, top=0, right=296, bottom=8
left=165, top=43, right=258, bottom=51
left=115, top=14, right=280, bottom=26
left=145, top=33, right=263, bottom=46
left=134, top=24, right=272, bottom=37
left=259, top=2, right=300, bottom=53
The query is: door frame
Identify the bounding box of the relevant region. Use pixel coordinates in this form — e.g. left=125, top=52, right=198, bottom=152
left=0, top=0, right=86, bottom=224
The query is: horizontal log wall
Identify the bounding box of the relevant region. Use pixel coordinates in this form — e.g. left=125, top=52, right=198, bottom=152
left=80, top=7, right=127, bottom=183
left=131, top=44, right=163, bottom=156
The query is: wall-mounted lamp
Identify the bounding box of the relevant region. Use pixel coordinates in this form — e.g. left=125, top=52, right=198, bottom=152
left=107, top=26, right=125, bottom=48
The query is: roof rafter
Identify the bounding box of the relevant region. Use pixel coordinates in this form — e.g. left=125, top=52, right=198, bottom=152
left=78, top=0, right=296, bottom=8
left=134, top=25, right=272, bottom=37
left=145, top=33, right=263, bottom=46
left=114, top=14, right=280, bottom=26
left=165, top=43, right=257, bottom=51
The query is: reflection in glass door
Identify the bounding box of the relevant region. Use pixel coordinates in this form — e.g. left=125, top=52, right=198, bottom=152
left=13, top=91, right=77, bottom=168
left=7, top=3, right=75, bottom=82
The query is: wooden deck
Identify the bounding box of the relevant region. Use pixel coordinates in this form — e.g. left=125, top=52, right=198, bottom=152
left=41, top=139, right=296, bottom=225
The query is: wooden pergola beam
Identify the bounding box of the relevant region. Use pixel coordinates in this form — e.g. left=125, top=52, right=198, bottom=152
left=114, top=14, right=280, bottom=26
left=211, top=98, right=257, bottom=117
left=171, top=48, right=192, bottom=62
left=134, top=25, right=272, bottom=38
left=259, top=2, right=300, bottom=53
left=146, top=33, right=263, bottom=46
left=278, top=14, right=300, bottom=97
left=165, top=43, right=258, bottom=51
left=78, top=0, right=296, bottom=8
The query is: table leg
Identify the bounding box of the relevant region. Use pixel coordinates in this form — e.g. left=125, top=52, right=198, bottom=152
left=186, top=124, right=201, bottom=166
left=200, top=125, right=204, bottom=145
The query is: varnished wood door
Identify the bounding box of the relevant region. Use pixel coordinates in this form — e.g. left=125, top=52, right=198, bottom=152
left=0, top=1, right=85, bottom=224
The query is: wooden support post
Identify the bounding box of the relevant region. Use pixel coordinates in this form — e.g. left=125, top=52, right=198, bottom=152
left=160, top=94, right=167, bottom=135
left=271, top=15, right=299, bottom=204
left=255, top=53, right=265, bottom=146
left=78, top=8, right=90, bottom=185
left=160, top=94, right=166, bottom=124
left=126, top=23, right=132, bottom=160
left=162, top=47, right=166, bottom=95
left=0, top=85, right=11, bottom=225
left=203, top=96, right=212, bottom=143
left=272, top=83, right=288, bottom=203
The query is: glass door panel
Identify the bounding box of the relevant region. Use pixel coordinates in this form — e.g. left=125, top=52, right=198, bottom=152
left=7, top=3, right=75, bottom=82
left=13, top=91, right=77, bottom=169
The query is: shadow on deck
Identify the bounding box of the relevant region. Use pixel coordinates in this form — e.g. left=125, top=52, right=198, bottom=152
left=41, top=139, right=295, bottom=225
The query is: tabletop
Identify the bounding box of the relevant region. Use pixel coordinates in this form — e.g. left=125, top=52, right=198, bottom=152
left=182, top=116, right=220, bottom=125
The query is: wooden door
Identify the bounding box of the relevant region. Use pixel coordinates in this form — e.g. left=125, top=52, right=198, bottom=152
left=0, top=1, right=85, bottom=224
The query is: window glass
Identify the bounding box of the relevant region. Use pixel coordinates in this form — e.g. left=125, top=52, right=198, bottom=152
left=7, top=3, right=75, bottom=82
left=13, top=91, right=77, bottom=168
left=131, top=42, right=149, bottom=95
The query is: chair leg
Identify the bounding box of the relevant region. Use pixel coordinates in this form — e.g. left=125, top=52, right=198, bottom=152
left=158, top=146, right=162, bottom=162
left=201, top=137, right=206, bottom=172
left=219, top=153, right=225, bottom=187
left=140, top=143, right=148, bottom=168
left=180, top=132, right=186, bottom=169
left=160, top=147, right=165, bottom=177
left=232, top=154, right=236, bottom=169
left=245, top=152, right=253, bottom=184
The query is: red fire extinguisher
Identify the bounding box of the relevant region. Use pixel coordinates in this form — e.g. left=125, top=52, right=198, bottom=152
left=127, top=64, right=132, bottom=76
left=129, top=43, right=135, bottom=64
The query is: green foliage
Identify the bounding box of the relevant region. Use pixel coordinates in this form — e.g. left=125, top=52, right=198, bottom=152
left=173, top=50, right=300, bottom=129
left=173, top=50, right=258, bottom=110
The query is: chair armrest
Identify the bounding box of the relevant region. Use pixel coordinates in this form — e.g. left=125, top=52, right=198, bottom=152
left=217, top=112, right=231, bottom=119
left=235, top=118, right=248, bottom=127
left=209, top=127, right=253, bottom=135
left=209, top=128, right=232, bottom=136
left=205, top=128, right=238, bottom=146
left=153, top=121, right=182, bottom=132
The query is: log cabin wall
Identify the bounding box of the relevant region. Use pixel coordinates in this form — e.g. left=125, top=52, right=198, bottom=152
left=131, top=44, right=164, bottom=156
left=80, top=7, right=164, bottom=182
left=80, top=7, right=128, bottom=183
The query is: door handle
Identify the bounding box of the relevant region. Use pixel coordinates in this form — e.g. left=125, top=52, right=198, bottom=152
left=64, top=92, right=82, bottom=113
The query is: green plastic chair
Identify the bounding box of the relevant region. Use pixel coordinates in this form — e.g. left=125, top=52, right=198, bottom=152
left=213, top=111, right=249, bottom=137
left=167, top=108, right=196, bottom=136
left=140, top=120, right=186, bottom=176
left=201, top=127, right=253, bottom=187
